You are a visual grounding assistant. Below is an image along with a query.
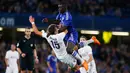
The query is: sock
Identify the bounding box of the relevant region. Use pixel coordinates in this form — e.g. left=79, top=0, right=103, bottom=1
left=85, top=39, right=94, bottom=45
left=79, top=67, right=87, bottom=73
left=72, top=50, right=84, bottom=64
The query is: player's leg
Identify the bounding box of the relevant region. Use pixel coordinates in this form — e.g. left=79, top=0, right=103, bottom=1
left=91, top=62, right=97, bottom=73
left=87, top=36, right=100, bottom=45
left=59, top=53, right=87, bottom=72
left=12, top=67, right=18, bottom=73
left=66, top=32, right=82, bottom=62
left=5, top=67, right=12, bottom=73
left=67, top=37, right=88, bottom=70
left=80, top=36, right=100, bottom=45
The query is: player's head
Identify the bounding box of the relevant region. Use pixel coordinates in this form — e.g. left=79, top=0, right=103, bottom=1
left=80, top=36, right=87, bottom=42
left=25, top=27, right=31, bottom=36
left=47, top=24, right=58, bottom=37
left=51, top=50, right=56, bottom=56
left=11, top=44, right=16, bottom=51
left=58, top=3, right=67, bottom=13
left=79, top=36, right=87, bottom=48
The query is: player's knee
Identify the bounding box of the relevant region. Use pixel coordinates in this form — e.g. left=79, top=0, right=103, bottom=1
left=67, top=47, right=73, bottom=54
left=67, top=42, right=75, bottom=49
left=67, top=42, right=76, bottom=54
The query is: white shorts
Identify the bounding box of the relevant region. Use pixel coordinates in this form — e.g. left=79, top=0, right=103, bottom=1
left=58, top=54, right=77, bottom=68
left=87, top=61, right=97, bottom=73
left=6, top=66, right=18, bottom=73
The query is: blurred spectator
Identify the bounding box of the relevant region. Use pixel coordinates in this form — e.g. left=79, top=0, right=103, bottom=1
left=36, top=2, right=44, bottom=15
left=0, top=0, right=129, bottom=16
left=14, top=2, right=21, bottom=13
left=115, top=8, right=122, bottom=17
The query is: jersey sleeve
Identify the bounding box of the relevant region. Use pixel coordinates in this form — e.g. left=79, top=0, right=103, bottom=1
left=57, top=32, right=66, bottom=40
left=41, top=30, right=47, bottom=38
left=5, top=51, right=9, bottom=59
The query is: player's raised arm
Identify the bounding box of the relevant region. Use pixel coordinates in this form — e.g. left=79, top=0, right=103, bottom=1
left=29, top=16, right=42, bottom=36
left=42, top=18, right=61, bottom=25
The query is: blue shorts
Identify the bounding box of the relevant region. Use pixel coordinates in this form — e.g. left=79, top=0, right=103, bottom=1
left=64, top=31, right=78, bottom=45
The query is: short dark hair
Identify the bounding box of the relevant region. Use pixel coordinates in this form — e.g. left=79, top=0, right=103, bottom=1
left=47, top=24, right=57, bottom=37
left=58, top=2, right=68, bottom=9
left=80, top=36, right=87, bottom=40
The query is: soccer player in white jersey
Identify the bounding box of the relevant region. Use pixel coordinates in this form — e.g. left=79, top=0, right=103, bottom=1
left=78, top=36, right=97, bottom=73
left=5, top=44, right=19, bottom=73
left=29, top=16, right=88, bottom=72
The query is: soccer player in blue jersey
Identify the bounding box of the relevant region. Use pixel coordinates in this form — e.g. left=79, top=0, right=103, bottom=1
left=43, top=3, right=100, bottom=67
left=46, top=50, right=59, bottom=73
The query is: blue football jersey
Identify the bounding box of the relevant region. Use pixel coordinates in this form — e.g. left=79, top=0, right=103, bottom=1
left=47, top=55, right=57, bottom=73
left=56, top=11, right=78, bottom=44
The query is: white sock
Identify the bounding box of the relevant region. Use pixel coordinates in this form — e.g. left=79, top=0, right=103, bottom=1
left=79, top=67, right=87, bottom=73
left=72, top=51, right=84, bottom=64
left=85, top=39, right=94, bottom=45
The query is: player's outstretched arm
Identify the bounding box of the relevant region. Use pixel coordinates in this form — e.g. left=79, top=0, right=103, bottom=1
left=42, top=18, right=61, bottom=25
left=29, top=16, right=42, bottom=36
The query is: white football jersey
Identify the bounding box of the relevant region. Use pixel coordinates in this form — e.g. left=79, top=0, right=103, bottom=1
left=42, top=31, right=67, bottom=58
left=78, top=46, right=92, bottom=61
left=5, top=50, right=19, bottom=68
left=78, top=45, right=97, bottom=73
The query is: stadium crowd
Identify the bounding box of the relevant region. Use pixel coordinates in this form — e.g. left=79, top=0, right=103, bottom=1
left=0, top=39, right=130, bottom=73
left=0, top=0, right=130, bottom=73
left=0, top=0, right=130, bottom=16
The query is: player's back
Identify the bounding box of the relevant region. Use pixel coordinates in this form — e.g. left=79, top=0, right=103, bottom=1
left=47, top=33, right=67, bottom=58
left=42, top=32, right=67, bottom=58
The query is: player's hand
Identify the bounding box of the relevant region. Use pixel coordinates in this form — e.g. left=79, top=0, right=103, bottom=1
left=29, top=16, right=35, bottom=23
left=35, top=58, right=39, bottom=64
left=21, top=53, right=26, bottom=58
left=42, top=18, right=48, bottom=23
left=49, top=67, right=53, bottom=72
